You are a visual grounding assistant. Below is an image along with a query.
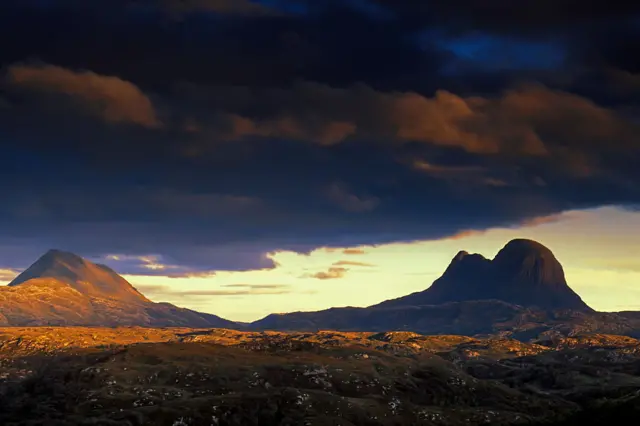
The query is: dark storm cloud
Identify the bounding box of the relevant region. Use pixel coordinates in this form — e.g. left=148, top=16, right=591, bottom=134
left=0, top=76, right=638, bottom=273
left=369, top=0, right=640, bottom=35
left=0, top=0, right=438, bottom=92
left=0, top=0, right=638, bottom=276
left=90, top=254, right=219, bottom=278
left=160, top=0, right=279, bottom=16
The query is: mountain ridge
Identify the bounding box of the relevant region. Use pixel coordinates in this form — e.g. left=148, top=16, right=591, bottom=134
left=1, top=239, right=638, bottom=341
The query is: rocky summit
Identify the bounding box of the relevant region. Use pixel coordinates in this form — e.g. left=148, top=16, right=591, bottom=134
left=377, top=238, right=591, bottom=311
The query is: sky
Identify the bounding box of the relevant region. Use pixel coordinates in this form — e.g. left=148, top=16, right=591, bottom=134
left=0, top=0, right=639, bottom=321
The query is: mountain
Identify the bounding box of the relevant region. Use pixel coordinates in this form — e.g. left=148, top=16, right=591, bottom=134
left=376, top=239, right=592, bottom=311
left=8, top=249, right=150, bottom=303
left=250, top=239, right=640, bottom=339
left=0, top=249, right=236, bottom=328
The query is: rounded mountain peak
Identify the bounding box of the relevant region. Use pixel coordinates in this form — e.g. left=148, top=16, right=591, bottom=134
left=493, top=238, right=564, bottom=274
left=496, top=239, right=554, bottom=257
left=489, top=238, right=591, bottom=311
left=492, top=239, right=563, bottom=285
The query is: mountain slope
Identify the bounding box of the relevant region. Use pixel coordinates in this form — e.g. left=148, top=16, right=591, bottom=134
left=376, top=239, right=592, bottom=311
left=0, top=250, right=236, bottom=328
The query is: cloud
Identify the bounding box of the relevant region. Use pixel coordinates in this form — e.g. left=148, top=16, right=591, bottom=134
left=0, top=268, right=20, bottom=282
left=332, top=260, right=375, bottom=267
left=518, top=213, right=575, bottom=227
left=445, top=230, right=487, bottom=240
left=442, top=212, right=583, bottom=242
left=343, top=249, right=366, bottom=255
left=308, top=266, right=348, bottom=280
left=160, top=0, right=277, bottom=16
left=146, top=191, right=263, bottom=217
left=0, top=88, right=635, bottom=272
left=607, top=69, right=640, bottom=94
left=1, top=0, right=637, bottom=98
left=221, top=284, right=289, bottom=289
left=5, top=64, right=160, bottom=127
left=166, top=82, right=637, bottom=167
left=173, top=82, right=535, bottom=153
left=413, top=161, right=486, bottom=175
left=0, top=0, right=448, bottom=93
left=370, top=0, right=640, bottom=34
left=326, top=183, right=380, bottom=213
left=100, top=254, right=217, bottom=278
left=135, top=283, right=293, bottom=297
left=0, top=0, right=638, bottom=276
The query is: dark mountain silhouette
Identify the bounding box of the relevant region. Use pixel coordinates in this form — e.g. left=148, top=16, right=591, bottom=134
left=0, top=249, right=236, bottom=328
left=376, top=239, right=592, bottom=311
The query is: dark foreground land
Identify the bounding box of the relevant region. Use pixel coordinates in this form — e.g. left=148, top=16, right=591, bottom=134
left=0, top=327, right=639, bottom=426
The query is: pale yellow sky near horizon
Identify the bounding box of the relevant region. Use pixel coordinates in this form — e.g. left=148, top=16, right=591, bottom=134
left=1, top=206, right=639, bottom=322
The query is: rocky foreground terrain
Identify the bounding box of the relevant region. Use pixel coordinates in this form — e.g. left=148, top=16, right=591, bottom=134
left=0, top=327, right=639, bottom=426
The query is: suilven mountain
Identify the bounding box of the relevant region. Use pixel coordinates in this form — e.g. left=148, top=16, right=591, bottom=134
left=375, top=238, right=592, bottom=311
left=1, top=240, right=639, bottom=340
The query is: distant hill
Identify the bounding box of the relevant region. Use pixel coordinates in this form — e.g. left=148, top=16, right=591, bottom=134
left=0, top=249, right=236, bottom=328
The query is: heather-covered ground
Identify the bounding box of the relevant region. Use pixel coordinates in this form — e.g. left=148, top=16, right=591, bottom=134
left=0, top=328, right=639, bottom=425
